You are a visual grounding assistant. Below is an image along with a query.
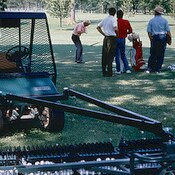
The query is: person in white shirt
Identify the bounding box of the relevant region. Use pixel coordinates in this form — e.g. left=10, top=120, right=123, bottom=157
left=97, top=7, right=118, bottom=77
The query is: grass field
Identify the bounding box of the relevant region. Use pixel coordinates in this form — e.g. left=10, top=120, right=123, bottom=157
left=0, top=12, right=175, bottom=148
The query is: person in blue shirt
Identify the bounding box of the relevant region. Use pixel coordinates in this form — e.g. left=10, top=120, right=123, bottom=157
left=146, top=6, right=172, bottom=73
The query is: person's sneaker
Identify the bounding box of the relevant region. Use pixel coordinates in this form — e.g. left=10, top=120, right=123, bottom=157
left=77, top=61, right=85, bottom=64
left=115, top=71, right=121, bottom=74
left=145, top=70, right=150, bottom=74
left=126, top=70, right=131, bottom=74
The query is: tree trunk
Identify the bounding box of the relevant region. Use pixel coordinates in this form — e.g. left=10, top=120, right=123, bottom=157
left=66, top=0, right=76, bottom=25
left=70, top=0, right=75, bottom=21
left=60, top=16, right=62, bottom=27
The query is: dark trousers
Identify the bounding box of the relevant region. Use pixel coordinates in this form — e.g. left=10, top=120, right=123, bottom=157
left=148, top=34, right=166, bottom=72
left=102, top=36, right=116, bottom=76
left=71, top=34, right=83, bottom=62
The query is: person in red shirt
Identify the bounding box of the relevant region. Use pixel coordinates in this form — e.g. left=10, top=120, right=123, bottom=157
left=115, top=9, right=132, bottom=74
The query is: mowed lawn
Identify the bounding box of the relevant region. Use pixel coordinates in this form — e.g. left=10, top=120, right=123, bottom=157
left=0, top=12, right=175, bottom=148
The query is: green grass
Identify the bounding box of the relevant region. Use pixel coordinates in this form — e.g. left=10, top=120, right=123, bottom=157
left=0, top=12, right=175, bottom=148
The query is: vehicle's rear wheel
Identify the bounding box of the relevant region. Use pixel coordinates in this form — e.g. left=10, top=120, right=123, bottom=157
left=39, top=107, right=64, bottom=132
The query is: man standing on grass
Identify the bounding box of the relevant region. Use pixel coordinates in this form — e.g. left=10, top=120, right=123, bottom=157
left=97, top=7, right=118, bottom=77
left=71, top=20, right=91, bottom=63
left=115, top=9, right=132, bottom=74
left=146, top=6, right=172, bottom=74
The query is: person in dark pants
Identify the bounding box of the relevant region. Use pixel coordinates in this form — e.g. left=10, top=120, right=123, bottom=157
left=71, top=20, right=91, bottom=63
left=146, top=6, right=171, bottom=74
left=97, top=7, right=118, bottom=77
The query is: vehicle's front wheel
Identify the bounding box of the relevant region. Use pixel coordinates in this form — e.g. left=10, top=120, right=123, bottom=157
left=39, top=107, right=64, bottom=132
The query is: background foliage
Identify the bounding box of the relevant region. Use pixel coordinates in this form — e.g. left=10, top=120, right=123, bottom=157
left=1, top=0, right=175, bottom=16
left=1, top=0, right=175, bottom=27
left=0, top=0, right=175, bottom=28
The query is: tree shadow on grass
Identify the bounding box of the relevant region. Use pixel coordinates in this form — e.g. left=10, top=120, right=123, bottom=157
left=51, top=43, right=175, bottom=143
left=0, top=43, right=174, bottom=148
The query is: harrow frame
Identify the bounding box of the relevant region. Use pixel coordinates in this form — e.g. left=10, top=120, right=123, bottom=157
left=0, top=88, right=174, bottom=174
left=2, top=88, right=173, bottom=140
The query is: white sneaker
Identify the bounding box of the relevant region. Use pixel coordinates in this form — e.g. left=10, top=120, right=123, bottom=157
left=145, top=70, right=150, bottom=74
left=115, top=71, right=121, bottom=74
left=126, top=70, right=131, bottom=74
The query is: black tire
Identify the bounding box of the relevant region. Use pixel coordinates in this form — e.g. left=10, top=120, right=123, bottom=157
left=39, top=107, right=65, bottom=132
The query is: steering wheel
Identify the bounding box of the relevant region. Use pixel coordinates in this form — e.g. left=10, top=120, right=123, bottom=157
left=6, top=46, right=30, bottom=72
left=6, top=45, right=30, bottom=62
